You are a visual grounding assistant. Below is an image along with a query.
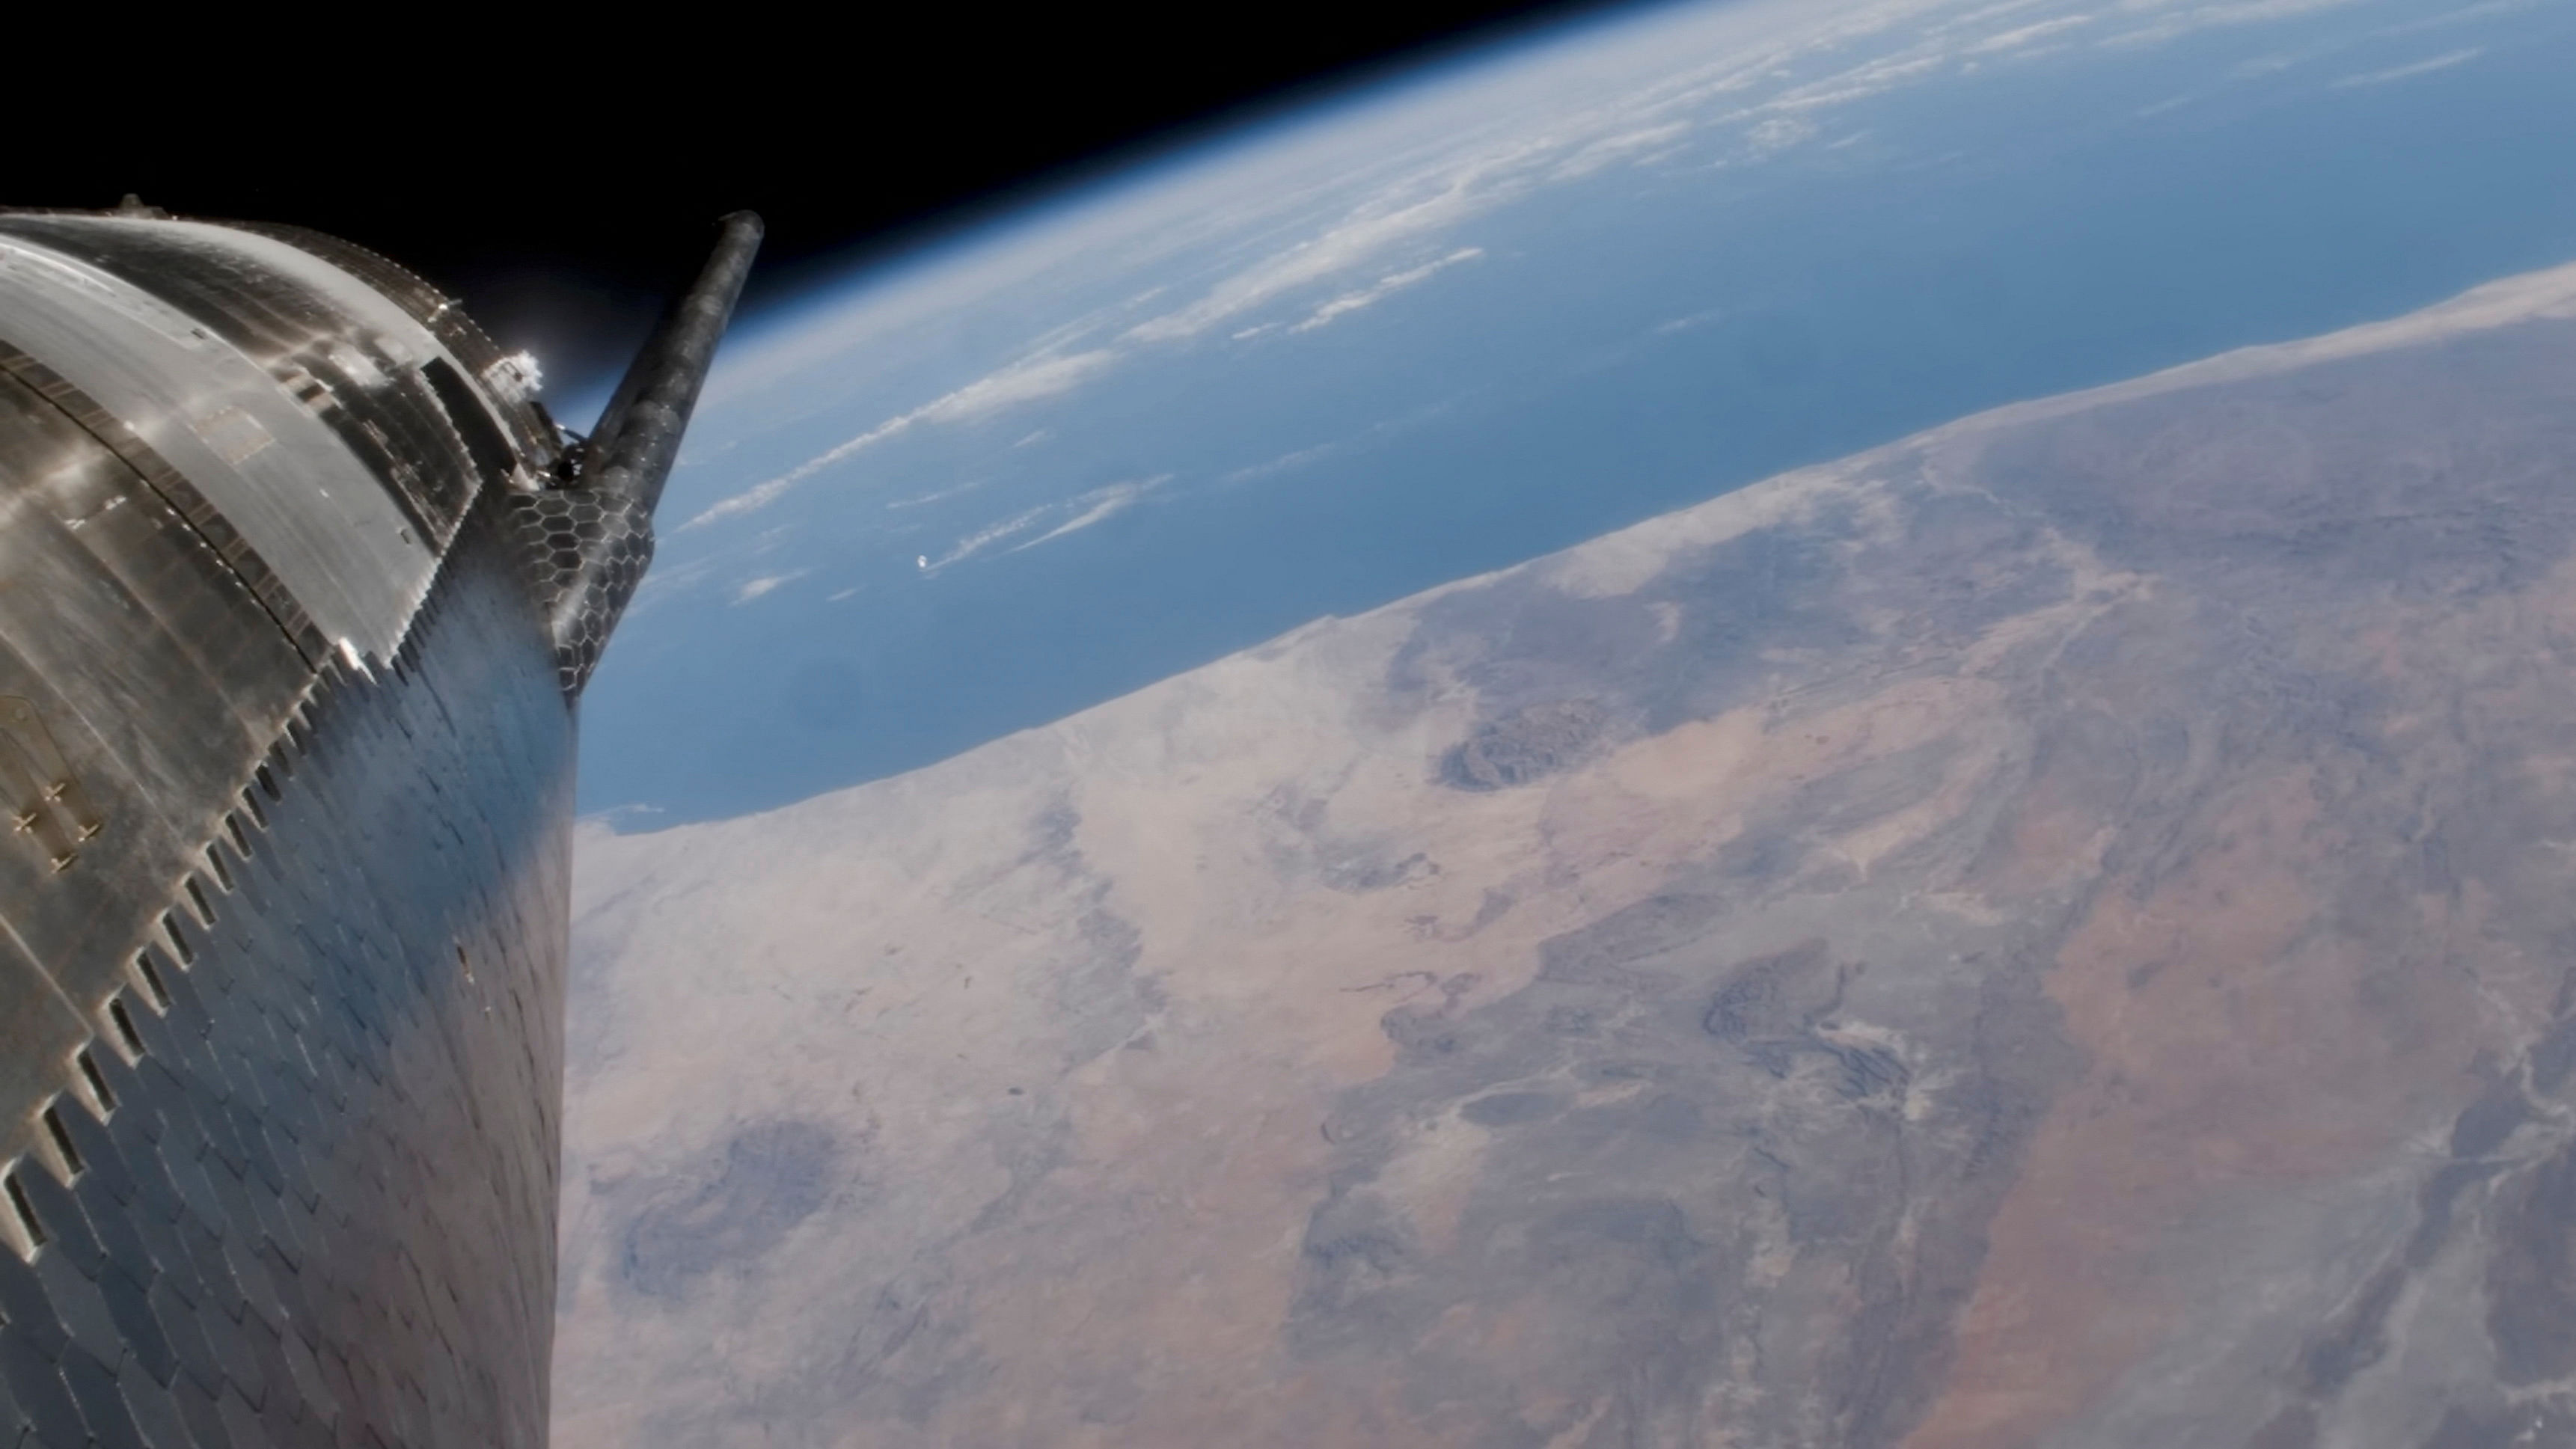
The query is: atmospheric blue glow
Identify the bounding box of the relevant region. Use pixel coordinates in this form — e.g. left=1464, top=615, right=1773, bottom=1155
left=578, top=0, right=2576, bottom=827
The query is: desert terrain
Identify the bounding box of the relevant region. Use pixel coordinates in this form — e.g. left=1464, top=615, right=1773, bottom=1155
left=554, top=264, right=2576, bottom=1447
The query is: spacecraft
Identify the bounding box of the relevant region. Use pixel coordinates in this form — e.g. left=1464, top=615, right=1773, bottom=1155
left=0, top=200, right=756, bottom=1445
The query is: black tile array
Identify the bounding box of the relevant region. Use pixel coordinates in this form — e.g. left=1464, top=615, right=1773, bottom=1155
left=501, top=488, right=655, bottom=696
left=0, top=516, right=574, bottom=1447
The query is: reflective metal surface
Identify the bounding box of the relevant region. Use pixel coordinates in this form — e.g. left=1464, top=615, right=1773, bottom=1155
left=0, top=206, right=754, bottom=1445
left=504, top=211, right=762, bottom=693
left=0, top=221, right=465, bottom=665
left=0, top=518, right=572, bottom=1447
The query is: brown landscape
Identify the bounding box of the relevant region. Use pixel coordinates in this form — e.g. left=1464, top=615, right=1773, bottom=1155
left=552, top=264, right=2576, bottom=1447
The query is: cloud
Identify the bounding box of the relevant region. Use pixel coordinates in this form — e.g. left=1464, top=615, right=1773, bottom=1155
left=684, top=417, right=908, bottom=529
left=1009, top=476, right=1170, bottom=552
left=2331, top=46, right=2480, bottom=85
left=682, top=350, right=1116, bottom=530
left=918, top=476, right=1172, bottom=574
left=922, top=507, right=1053, bottom=573
left=1938, top=0, right=2061, bottom=28
left=732, top=572, right=804, bottom=604
left=913, top=350, right=1120, bottom=425
left=1549, top=122, right=1695, bottom=180
left=1288, top=248, right=1486, bottom=334
left=887, top=479, right=985, bottom=511
left=1965, top=13, right=2094, bottom=50
left=1223, top=441, right=1341, bottom=484
left=2099, top=0, right=2370, bottom=49
left=1125, top=168, right=1525, bottom=345
left=1744, top=116, right=1821, bottom=156
left=1218, top=396, right=1462, bottom=486
left=1739, top=50, right=1950, bottom=116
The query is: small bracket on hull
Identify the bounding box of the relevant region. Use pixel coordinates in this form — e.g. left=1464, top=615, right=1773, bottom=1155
left=0, top=696, right=103, bottom=873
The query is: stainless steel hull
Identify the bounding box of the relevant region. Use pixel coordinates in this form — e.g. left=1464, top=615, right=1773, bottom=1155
left=0, top=208, right=753, bottom=1446
left=0, top=512, right=575, bottom=1445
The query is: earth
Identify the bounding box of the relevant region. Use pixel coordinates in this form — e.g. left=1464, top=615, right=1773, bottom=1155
left=548, top=1, right=2576, bottom=1445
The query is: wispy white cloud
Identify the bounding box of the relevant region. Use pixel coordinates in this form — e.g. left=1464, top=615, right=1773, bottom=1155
left=682, top=350, right=1116, bottom=530
left=1125, top=165, right=1528, bottom=345
left=1549, top=121, right=1695, bottom=180
left=2100, top=0, right=2370, bottom=49
left=922, top=506, right=1053, bottom=573
left=1010, top=476, right=1170, bottom=552
left=1936, top=0, right=2061, bottom=30
left=2331, top=45, right=2480, bottom=85
left=1965, top=13, right=2093, bottom=50
left=887, top=479, right=985, bottom=511
left=1288, top=248, right=1486, bottom=334
left=1738, top=51, right=1949, bottom=117
left=919, top=476, right=1172, bottom=574
left=1655, top=307, right=1728, bottom=335
left=732, top=571, right=804, bottom=604
left=1743, top=115, right=1820, bottom=156
left=914, top=350, right=1120, bottom=424
left=685, top=417, right=905, bottom=529
left=1218, top=396, right=1463, bottom=486
left=1223, top=441, right=1341, bottom=484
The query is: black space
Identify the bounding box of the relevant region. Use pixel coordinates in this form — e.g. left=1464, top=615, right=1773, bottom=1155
left=23, top=2, right=1630, bottom=396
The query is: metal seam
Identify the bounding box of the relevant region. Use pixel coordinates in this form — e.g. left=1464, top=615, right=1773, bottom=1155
left=0, top=338, right=331, bottom=669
